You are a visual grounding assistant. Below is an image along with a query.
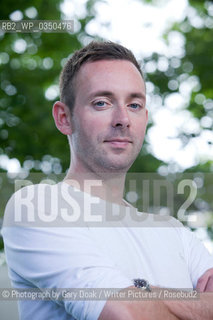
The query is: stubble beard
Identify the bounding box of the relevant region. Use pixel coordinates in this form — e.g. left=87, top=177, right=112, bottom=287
left=77, top=138, right=142, bottom=176
left=71, top=122, right=143, bottom=177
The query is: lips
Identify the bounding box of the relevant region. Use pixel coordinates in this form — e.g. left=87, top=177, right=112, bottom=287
left=104, top=138, right=132, bottom=148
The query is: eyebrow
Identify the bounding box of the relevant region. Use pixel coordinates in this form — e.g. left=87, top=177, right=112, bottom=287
left=89, top=91, right=114, bottom=99
left=129, top=92, right=146, bottom=100
left=89, top=91, right=146, bottom=100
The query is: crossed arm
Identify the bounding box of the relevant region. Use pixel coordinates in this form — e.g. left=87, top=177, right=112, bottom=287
left=99, top=268, right=213, bottom=320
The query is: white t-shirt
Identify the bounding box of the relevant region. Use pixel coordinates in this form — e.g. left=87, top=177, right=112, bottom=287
left=2, top=183, right=213, bottom=320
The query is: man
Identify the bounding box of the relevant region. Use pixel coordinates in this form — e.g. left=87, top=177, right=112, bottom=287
left=2, top=41, right=213, bottom=320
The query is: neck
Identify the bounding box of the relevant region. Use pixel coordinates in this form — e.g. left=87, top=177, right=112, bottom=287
left=64, top=167, right=126, bottom=206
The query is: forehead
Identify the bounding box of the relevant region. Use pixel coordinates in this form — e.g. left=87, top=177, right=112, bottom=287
left=75, top=59, right=145, bottom=94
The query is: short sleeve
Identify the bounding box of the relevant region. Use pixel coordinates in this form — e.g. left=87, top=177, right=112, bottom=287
left=2, top=187, right=133, bottom=320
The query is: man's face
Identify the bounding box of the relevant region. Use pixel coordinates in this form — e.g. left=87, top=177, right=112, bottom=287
left=69, top=59, right=148, bottom=174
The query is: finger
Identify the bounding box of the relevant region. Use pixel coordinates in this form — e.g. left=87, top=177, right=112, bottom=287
left=205, top=276, right=213, bottom=292
left=196, top=268, right=213, bottom=292
left=196, top=275, right=208, bottom=292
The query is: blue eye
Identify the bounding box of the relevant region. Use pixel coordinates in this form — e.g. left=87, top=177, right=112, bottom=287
left=94, top=101, right=106, bottom=107
left=129, top=103, right=141, bottom=109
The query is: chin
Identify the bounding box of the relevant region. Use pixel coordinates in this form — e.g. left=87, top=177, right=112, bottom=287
left=105, top=161, right=133, bottom=172
left=96, top=154, right=136, bottom=172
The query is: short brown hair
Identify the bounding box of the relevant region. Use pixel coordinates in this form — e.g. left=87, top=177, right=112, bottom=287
left=59, top=41, right=144, bottom=113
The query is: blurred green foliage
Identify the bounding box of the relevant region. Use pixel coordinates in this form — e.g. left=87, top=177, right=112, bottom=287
left=0, top=0, right=91, bottom=171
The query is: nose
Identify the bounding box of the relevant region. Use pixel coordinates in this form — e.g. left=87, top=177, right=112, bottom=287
left=111, top=105, right=130, bottom=129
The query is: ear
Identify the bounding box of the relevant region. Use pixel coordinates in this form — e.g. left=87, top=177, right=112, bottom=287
left=52, top=101, right=72, bottom=135
left=145, top=108, right=148, bottom=124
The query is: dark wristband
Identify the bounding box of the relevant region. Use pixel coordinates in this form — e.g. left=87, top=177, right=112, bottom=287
left=133, top=278, right=151, bottom=292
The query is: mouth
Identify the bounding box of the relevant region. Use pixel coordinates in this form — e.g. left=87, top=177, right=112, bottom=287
left=104, top=139, right=132, bottom=148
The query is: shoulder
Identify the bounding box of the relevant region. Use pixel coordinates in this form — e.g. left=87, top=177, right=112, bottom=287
left=3, top=184, right=39, bottom=219
left=3, top=183, right=59, bottom=228
left=132, top=211, right=184, bottom=228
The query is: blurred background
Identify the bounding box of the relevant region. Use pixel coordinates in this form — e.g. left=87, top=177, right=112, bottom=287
left=0, top=1, right=212, bottom=315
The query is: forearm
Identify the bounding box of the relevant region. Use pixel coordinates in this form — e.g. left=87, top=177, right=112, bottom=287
left=99, top=288, right=213, bottom=320
left=99, top=299, right=181, bottom=320
left=99, top=287, right=181, bottom=320
left=164, top=292, right=213, bottom=320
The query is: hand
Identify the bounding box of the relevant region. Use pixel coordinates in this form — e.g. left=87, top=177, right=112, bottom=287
left=196, top=268, right=213, bottom=292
